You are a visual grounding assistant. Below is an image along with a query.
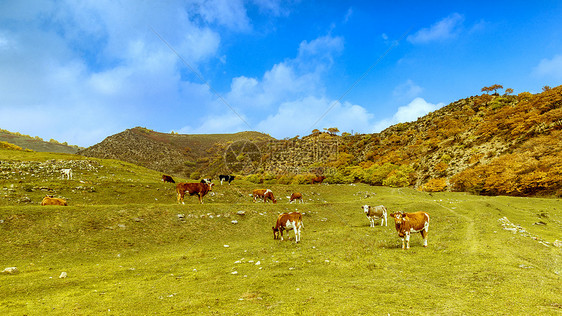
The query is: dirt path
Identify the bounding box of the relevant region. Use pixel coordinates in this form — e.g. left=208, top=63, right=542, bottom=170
left=430, top=200, right=478, bottom=254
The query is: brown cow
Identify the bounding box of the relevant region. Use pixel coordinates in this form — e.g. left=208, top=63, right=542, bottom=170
left=272, top=212, right=303, bottom=242
left=390, top=211, right=430, bottom=249
left=311, top=176, right=326, bottom=184
left=289, top=192, right=303, bottom=204
left=162, top=175, right=175, bottom=183
left=41, top=195, right=67, bottom=206
left=176, top=182, right=214, bottom=204
left=252, top=189, right=277, bottom=203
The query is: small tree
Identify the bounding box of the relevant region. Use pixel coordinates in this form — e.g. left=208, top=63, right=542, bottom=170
left=481, top=84, right=503, bottom=95
left=324, top=127, right=340, bottom=136
left=504, top=88, right=513, bottom=95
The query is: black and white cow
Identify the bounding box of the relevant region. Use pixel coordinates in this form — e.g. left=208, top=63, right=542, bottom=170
left=218, top=174, right=235, bottom=185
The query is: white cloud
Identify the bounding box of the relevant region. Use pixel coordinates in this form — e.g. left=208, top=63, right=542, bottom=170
left=176, top=112, right=249, bottom=135
left=393, top=79, right=423, bottom=100
left=180, top=33, right=372, bottom=138
left=408, top=13, right=464, bottom=44
left=533, top=54, right=562, bottom=79
left=192, top=0, right=250, bottom=31
left=0, top=1, right=252, bottom=146
left=373, top=97, right=443, bottom=132
left=255, top=97, right=374, bottom=138
left=223, top=34, right=342, bottom=111
left=343, top=7, right=353, bottom=23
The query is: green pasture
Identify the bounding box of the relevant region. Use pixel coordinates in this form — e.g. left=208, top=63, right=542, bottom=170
left=1, top=150, right=561, bottom=315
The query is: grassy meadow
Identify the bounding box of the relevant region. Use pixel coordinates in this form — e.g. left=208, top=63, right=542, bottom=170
left=1, top=149, right=561, bottom=315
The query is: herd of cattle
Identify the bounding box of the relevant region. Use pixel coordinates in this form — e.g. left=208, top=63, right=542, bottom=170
left=38, top=169, right=430, bottom=249
left=167, top=174, right=430, bottom=249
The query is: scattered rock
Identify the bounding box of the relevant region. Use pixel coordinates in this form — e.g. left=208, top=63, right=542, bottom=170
left=231, top=220, right=238, bottom=224
left=2, top=267, right=18, bottom=274
left=59, top=272, right=67, bottom=278
left=237, top=211, right=246, bottom=216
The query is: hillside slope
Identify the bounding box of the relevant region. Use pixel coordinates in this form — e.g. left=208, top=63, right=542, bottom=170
left=78, top=127, right=274, bottom=177
left=0, top=129, right=80, bottom=154
left=334, top=85, right=562, bottom=196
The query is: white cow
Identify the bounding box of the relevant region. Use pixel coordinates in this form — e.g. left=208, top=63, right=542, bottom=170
left=362, top=205, right=388, bottom=227
left=61, top=168, right=73, bottom=180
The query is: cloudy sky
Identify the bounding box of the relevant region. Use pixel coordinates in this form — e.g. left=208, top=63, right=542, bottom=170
left=1, top=1, right=561, bottom=147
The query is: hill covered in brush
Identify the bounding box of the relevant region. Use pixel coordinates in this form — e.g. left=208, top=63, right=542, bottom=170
left=76, top=85, right=562, bottom=197
left=78, top=127, right=274, bottom=178
left=328, top=85, right=562, bottom=196
left=0, top=129, right=81, bottom=154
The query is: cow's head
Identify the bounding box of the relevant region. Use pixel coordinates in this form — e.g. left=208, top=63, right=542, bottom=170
left=272, top=226, right=280, bottom=239
left=362, top=205, right=370, bottom=213
left=390, top=211, right=405, bottom=223
left=207, top=183, right=215, bottom=191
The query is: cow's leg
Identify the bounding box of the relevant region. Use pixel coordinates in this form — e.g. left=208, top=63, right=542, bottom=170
left=405, top=233, right=411, bottom=249
left=421, top=230, right=428, bottom=247
left=295, top=226, right=300, bottom=243
left=401, top=237, right=405, bottom=249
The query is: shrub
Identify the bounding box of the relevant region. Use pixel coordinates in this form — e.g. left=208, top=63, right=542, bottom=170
left=421, top=178, right=448, bottom=192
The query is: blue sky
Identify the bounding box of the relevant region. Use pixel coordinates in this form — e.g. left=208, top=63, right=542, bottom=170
left=1, top=1, right=562, bottom=147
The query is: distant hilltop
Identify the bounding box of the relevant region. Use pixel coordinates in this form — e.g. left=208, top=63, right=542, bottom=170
left=0, top=129, right=81, bottom=154
left=78, top=127, right=275, bottom=178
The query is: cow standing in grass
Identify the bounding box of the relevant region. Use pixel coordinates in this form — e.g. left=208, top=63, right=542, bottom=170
left=362, top=205, right=387, bottom=227
left=273, top=212, right=303, bottom=243
left=176, top=182, right=214, bottom=204
left=219, top=175, right=235, bottom=185
left=390, top=211, right=430, bottom=249
left=41, top=195, right=67, bottom=206
left=252, top=189, right=277, bottom=203
left=289, top=192, right=303, bottom=204
left=162, top=175, right=175, bottom=183
left=310, top=176, right=326, bottom=184
left=61, top=168, right=72, bottom=180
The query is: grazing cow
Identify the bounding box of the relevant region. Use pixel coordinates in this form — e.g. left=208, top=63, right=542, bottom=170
left=219, top=174, right=235, bottom=185
left=272, top=212, right=303, bottom=243
left=390, top=211, right=430, bottom=249
left=162, top=175, right=175, bottom=183
left=61, top=168, right=72, bottom=180
left=41, top=195, right=67, bottom=206
left=362, top=205, right=388, bottom=227
left=253, top=189, right=277, bottom=203
left=289, top=192, right=303, bottom=204
left=311, top=176, right=326, bottom=184
left=176, top=182, right=214, bottom=204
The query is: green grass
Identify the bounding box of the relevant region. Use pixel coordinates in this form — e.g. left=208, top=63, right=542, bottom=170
left=1, top=149, right=561, bottom=315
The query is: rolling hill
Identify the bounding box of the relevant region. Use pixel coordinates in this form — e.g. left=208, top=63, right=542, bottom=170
left=76, top=85, right=562, bottom=197
left=77, top=127, right=274, bottom=178
left=0, top=130, right=81, bottom=154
